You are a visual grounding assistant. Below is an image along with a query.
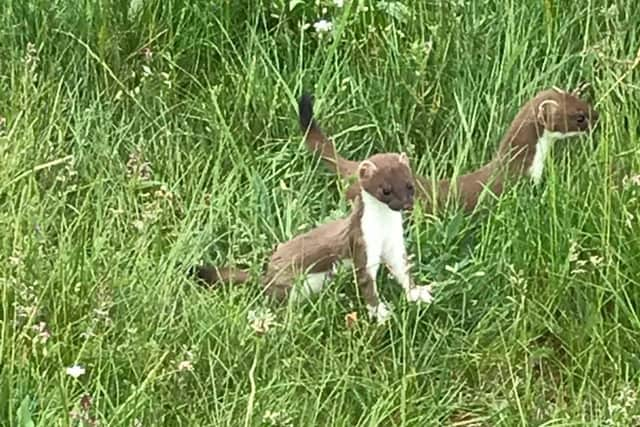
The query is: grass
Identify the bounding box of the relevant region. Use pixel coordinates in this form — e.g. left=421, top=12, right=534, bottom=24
left=1, top=0, right=640, bottom=425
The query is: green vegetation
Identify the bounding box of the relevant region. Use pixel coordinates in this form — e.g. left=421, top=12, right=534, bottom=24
left=1, top=0, right=639, bottom=425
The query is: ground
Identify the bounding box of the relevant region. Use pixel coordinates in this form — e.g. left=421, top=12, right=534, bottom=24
left=1, top=0, right=640, bottom=426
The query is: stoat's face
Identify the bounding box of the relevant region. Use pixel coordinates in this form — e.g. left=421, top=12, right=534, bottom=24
left=358, top=153, right=415, bottom=212
left=535, top=89, right=599, bottom=135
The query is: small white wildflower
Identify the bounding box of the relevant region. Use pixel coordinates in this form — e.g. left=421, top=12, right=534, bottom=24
left=132, top=220, right=145, bottom=232
left=93, top=308, right=109, bottom=317
left=247, top=308, right=276, bottom=334
left=623, top=174, right=640, bottom=189
left=39, top=329, right=51, bottom=343
left=33, top=321, right=51, bottom=343
left=263, top=409, right=293, bottom=427
left=313, top=19, right=333, bottom=34
left=66, top=364, right=86, bottom=379
left=333, top=0, right=344, bottom=7
left=177, top=360, right=193, bottom=371
left=424, top=39, right=434, bottom=53
left=589, top=255, right=604, bottom=267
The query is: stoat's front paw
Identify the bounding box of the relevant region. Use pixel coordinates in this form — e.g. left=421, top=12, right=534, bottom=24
left=367, top=303, right=392, bottom=324
left=406, top=285, right=433, bottom=304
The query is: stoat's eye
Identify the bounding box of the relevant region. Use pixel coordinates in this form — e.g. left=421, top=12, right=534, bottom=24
left=382, top=187, right=392, bottom=196
left=576, top=112, right=586, bottom=123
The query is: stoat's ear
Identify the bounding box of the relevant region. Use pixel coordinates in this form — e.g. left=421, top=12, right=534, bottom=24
left=358, top=160, right=377, bottom=180
left=397, top=152, right=410, bottom=167
left=536, top=99, right=560, bottom=128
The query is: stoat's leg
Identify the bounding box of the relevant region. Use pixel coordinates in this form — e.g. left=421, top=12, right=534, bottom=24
left=384, top=246, right=433, bottom=304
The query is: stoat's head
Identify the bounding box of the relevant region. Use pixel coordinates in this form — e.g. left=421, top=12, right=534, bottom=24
left=358, top=153, right=415, bottom=212
left=534, top=85, right=599, bottom=137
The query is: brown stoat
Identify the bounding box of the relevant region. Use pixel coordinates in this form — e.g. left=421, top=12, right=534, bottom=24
left=298, top=87, right=599, bottom=213
left=192, top=153, right=433, bottom=323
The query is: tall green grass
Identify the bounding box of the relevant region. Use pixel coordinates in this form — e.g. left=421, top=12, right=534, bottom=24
left=1, top=0, right=639, bottom=425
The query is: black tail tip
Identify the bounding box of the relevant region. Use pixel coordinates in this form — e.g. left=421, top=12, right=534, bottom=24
left=298, top=93, right=314, bottom=130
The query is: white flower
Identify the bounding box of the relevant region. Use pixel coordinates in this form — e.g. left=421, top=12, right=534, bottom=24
left=263, top=409, right=293, bottom=427
left=333, top=0, right=344, bottom=7
left=589, top=255, right=604, bottom=267
left=623, top=174, right=640, bottom=189
left=313, top=19, right=333, bottom=34
left=66, top=364, right=86, bottom=379
left=33, top=321, right=50, bottom=343
left=247, top=308, right=276, bottom=334
left=132, top=219, right=145, bottom=231
left=177, top=360, right=193, bottom=371
left=93, top=308, right=109, bottom=317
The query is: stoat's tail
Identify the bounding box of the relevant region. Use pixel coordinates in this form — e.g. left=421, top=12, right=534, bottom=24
left=298, top=93, right=360, bottom=178
left=190, top=265, right=250, bottom=287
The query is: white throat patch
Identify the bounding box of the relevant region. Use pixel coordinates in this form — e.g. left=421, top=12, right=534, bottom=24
left=360, top=191, right=405, bottom=280
left=359, top=190, right=433, bottom=320
left=528, top=129, right=583, bottom=185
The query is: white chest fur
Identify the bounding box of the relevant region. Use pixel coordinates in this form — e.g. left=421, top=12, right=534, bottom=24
left=528, top=129, right=583, bottom=185
left=360, top=191, right=405, bottom=279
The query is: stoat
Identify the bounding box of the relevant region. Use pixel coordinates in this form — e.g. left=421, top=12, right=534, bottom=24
left=192, top=153, right=432, bottom=323
left=298, top=87, right=599, bottom=213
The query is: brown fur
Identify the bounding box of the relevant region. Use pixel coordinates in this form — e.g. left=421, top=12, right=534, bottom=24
left=298, top=88, right=599, bottom=213
left=192, top=153, right=416, bottom=310
left=298, top=94, right=360, bottom=177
